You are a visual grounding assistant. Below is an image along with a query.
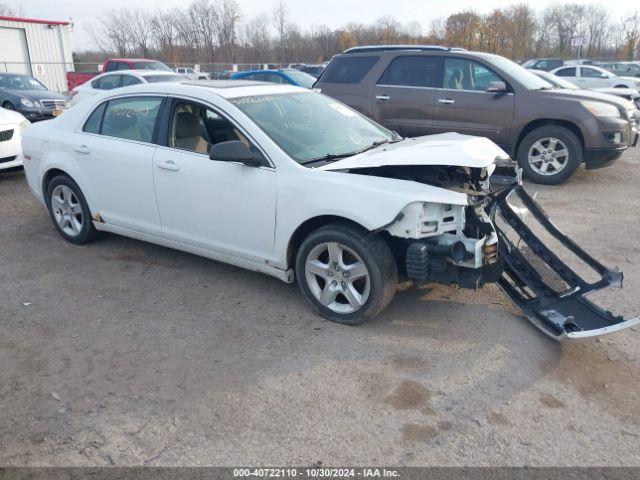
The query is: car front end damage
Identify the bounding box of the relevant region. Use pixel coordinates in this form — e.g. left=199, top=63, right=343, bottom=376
left=321, top=133, right=637, bottom=339
left=376, top=160, right=638, bottom=341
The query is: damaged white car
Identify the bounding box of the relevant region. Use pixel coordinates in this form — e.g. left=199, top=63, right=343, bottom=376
left=21, top=81, right=639, bottom=340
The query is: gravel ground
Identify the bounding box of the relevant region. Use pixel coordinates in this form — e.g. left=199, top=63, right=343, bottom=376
left=1, top=149, right=640, bottom=467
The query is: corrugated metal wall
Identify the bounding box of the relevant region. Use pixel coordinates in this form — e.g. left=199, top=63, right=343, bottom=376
left=0, top=18, right=73, bottom=92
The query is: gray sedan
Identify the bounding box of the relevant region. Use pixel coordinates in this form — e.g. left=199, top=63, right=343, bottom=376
left=0, top=73, right=69, bottom=121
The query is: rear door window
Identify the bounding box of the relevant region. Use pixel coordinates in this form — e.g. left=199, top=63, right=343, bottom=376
left=378, top=56, right=441, bottom=88
left=555, top=67, right=576, bottom=77
left=321, top=56, right=379, bottom=84
left=93, top=75, right=122, bottom=90
left=83, top=102, right=107, bottom=134
left=582, top=67, right=605, bottom=78
left=121, top=75, right=142, bottom=87
left=100, top=97, right=163, bottom=143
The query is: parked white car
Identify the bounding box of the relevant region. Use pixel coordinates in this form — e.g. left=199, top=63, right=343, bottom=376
left=70, top=70, right=184, bottom=106
left=550, top=65, right=640, bottom=90
left=20, top=81, right=639, bottom=339
left=0, top=106, right=29, bottom=171
left=531, top=70, right=640, bottom=110
left=175, top=67, right=208, bottom=80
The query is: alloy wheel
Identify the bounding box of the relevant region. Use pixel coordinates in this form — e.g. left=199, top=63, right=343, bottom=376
left=304, top=241, right=371, bottom=314
left=528, top=137, right=569, bottom=176
left=51, top=185, right=83, bottom=237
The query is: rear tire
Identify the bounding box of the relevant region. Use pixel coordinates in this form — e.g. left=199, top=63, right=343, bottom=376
left=45, top=175, right=102, bottom=245
left=517, top=125, right=581, bottom=185
left=295, top=222, right=397, bottom=325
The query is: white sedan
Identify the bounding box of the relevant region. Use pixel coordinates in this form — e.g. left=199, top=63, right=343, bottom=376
left=0, top=106, right=29, bottom=172
left=70, top=70, right=184, bottom=106
left=550, top=65, right=640, bottom=90
left=20, top=81, right=639, bottom=339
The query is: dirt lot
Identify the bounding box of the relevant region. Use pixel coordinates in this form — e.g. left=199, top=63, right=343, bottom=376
left=1, top=150, right=640, bottom=467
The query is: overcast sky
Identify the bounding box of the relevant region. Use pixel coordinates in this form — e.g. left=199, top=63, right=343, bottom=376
left=11, top=0, right=637, bottom=50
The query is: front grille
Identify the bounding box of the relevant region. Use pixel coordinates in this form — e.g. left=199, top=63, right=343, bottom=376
left=0, top=129, right=14, bottom=142
left=495, top=213, right=570, bottom=294
left=0, top=156, right=17, bottom=164
left=40, top=99, right=67, bottom=110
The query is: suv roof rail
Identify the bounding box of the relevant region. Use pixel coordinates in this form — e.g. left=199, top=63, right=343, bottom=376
left=343, top=45, right=467, bottom=54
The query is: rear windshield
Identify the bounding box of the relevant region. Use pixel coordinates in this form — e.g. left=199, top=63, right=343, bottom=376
left=133, top=61, right=172, bottom=72
left=320, top=56, right=379, bottom=84
left=142, top=74, right=183, bottom=83
left=283, top=70, right=316, bottom=88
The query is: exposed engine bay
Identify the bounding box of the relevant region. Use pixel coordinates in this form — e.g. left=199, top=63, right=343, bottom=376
left=345, top=160, right=639, bottom=341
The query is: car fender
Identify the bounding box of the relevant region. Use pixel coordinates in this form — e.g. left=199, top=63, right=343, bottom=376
left=273, top=168, right=467, bottom=270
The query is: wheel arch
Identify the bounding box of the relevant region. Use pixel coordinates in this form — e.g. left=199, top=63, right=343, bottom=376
left=514, top=119, right=584, bottom=159
left=286, top=215, right=373, bottom=270
left=42, top=167, right=74, bottom=199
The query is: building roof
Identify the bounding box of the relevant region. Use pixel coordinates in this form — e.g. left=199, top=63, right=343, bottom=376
left=0, top=15, right=70, bottom=26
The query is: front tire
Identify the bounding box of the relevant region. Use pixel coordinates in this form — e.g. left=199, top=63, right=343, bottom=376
left=2, top=101, right=15, bottom=110
left=517, top=125, right=581, bottom=185
left=45, top=175, right=102, bottom=244
left=295, top=222, right=397, bottom=325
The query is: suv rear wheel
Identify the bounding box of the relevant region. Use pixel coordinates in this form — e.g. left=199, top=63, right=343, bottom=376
left=517, top=125, right=581, bottom=185
left=295, top=222, right=397, bottom=325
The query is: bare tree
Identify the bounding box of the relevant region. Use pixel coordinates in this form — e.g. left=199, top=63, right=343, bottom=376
left=241, top=14, right=272, bottom=62
left=213, top=0, right=241, bottom=62
left=76, top=1, right=636, bottom=68
left=272, top=1, right=289, bottom=63
left=621, top=11, right=640, bottom=59
left=150, top=8, right=179, bottom=64
left=0, top=1, right=22, bottom=16
left=88, top=9, right=132, bottom=56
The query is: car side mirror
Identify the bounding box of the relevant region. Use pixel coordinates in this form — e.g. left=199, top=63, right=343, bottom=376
left=486, top=81, right=507, bottom=94
left=209, top=140, right=264, bottom=167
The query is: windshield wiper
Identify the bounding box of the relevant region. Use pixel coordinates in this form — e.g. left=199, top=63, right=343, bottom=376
left=302, top=152, right=356, bottom=165
left=302, top=137, right=400, bottom=166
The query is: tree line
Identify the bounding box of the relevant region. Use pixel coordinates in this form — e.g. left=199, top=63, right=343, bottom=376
left=2, top=1, right=639, bottom=65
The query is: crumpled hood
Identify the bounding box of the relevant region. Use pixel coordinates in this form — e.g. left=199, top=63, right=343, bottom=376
left=318, top=132, right=510, bottom=171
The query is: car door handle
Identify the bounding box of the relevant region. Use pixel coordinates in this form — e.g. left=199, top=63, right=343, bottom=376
left=375, top=95, right=390, bottom=101
left=74, top=145, right=90, bottom=154
left=156, top=160, right=180, bottom=171
left=438, top=98, right=455, bottom=105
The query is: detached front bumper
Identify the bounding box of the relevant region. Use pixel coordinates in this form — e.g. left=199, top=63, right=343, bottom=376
left=491, top=185, right=639, bottom=341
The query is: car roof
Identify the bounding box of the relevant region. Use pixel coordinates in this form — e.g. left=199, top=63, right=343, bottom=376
left=108, top=58, right=158, bottom=63
left=97, top=69, right=176, bottom=77
left=343, top=45, right=466, bottom=53
left=95, top=80, right=305, bottom=99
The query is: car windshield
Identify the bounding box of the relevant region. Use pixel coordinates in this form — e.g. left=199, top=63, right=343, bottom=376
left=230, top=92, right=396, bottom=164
left=485, top=55, right=553, bottom=90
left=283, top=70, right=316, bottom=88
left=133, top=61, right=172, bottom=72
left=142, top=74, right=183, bottom=83
left=521, top=59, right=536, bottom=68
left=0, top=74, right=47, bottom=91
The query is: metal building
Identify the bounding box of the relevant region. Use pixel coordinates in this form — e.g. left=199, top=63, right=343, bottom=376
left=0, top=16, right=73, bottom=92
